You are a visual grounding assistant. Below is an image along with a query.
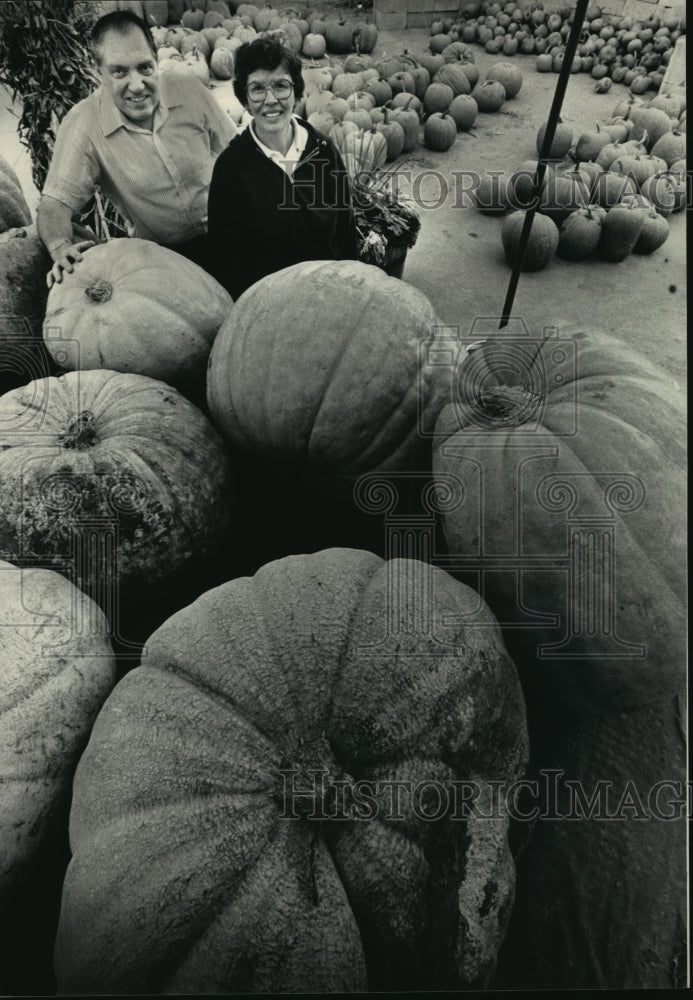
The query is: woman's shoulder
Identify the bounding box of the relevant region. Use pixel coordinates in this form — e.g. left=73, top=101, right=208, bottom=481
left=215, top=125, right=256, bottom=164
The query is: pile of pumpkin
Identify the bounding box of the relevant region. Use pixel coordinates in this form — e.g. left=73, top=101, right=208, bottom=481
left=296, top=49, right=524, bottom=159
left=0, top=199, right=686, bottom=991
left=143, top=0, right=525, bottom=156
left=434, top=0, right=685, bottom=95
left=133, top=0, right=378, bottom=91
left=474, top=90, right=687, bottom=269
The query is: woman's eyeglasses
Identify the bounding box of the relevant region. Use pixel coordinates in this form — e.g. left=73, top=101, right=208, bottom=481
left=247, top=80, right=294, bottom=101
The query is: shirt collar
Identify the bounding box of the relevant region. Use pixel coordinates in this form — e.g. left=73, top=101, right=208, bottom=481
left=99, top=74, right=183, bottom=136
left=249, top=115, right=307, bottom=163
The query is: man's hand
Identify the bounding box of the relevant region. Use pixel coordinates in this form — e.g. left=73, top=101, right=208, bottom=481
left=47, top=239, right=96, bottom=289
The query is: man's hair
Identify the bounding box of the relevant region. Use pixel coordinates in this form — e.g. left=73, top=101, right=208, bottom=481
left=233, top=37, right=305, bottom=107
left=91, top=10, right=157, bottom=66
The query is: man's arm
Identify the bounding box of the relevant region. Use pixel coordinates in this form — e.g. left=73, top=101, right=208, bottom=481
left=36, top=195, right=95, bottom=288
left=193, top=76, right=237, bottom=154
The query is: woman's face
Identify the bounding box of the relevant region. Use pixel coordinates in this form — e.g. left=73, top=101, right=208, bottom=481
left=245, top=66, right=295, bottom=141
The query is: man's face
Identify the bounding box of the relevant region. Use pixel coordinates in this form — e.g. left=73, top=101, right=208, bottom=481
left=97, top=27, right=159, bottom=128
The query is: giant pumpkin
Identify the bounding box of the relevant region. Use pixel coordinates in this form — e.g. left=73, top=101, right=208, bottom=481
left=0, top=559, right=115, bottom=897
left=206, top=260, right=453, bottom=490
left=432, top=325, right=686, bottom=988
left=42, top=239, right=232, bottom=399
left=432, top=324, right=685, bottom=712
left=55, top=547, right=528, bottom=993
left=0, top=154, right=32, bottom=234
left=0, top=370, right=235, bottom=600
left=0, top=226, right=57, bottom=396
left=0, top=560, right=116, bottom=993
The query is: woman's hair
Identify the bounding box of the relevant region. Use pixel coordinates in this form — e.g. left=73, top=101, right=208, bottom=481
left=233, top=37, right=305, bottom=107
left=91, top=10, right=157, bottom=66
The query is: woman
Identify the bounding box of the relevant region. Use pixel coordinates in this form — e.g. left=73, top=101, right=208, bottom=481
left=207, top=37, right=358, bottom=300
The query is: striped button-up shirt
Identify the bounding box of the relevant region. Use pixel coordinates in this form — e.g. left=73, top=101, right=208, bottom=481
left=43, top=73, right=236, bottom=245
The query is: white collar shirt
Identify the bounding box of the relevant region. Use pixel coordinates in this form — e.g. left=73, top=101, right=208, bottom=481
left=249, top=115, right=309, bottom=177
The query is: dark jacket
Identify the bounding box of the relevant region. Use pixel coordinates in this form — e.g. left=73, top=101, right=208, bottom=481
left=207, top=118, right=359, bottom=300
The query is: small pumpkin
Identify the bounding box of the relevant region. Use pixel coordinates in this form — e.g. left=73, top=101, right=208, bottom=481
left=507, top=160, right=541, bottom=211
left=345, top=90, right=376, bottom=112
left=54, top=547, right=528, bottom=994
left=633, top=206, right=670, bottom=254
left=42, top=239, right=232, bottom=398
left=340, top=128, right=387, bottom=178
left=388, top=106, right=420, bottom=152
left=422, top=82, right=454, bottom=115
left=538, top=171, right=588, bottom=224
left=325, top=20, right=353, bottom=55
left=638, top=172, right=679, bottom=216
left=331, top=71, right=365, bottom=100
left=501, top=211, right=559, bottom=271
left=591, top=170, right=638, bottom=209
left=574, top=123, right=611, bottom=162
left=423, top=112, right=457, bottom=152
left=448, top=94, right=478, bottom=132
left=441, top=40, right=475, bottom=64
left=557, top=205, right=606, bottom=260
left=432, top=63, right=471, bottom=97
left=387, top=70, right=416, bottom=96
left=536, top=119, right=573, bottom=159
left=649, top=129, right=686, bottom=167
left=597, top=202, right=646, bottom=261
left=608, top=153, right=668, bottom=189
left=302, top=31, right=326, bottom=59
left=343, top=108, right=373, bottom=131
left=351, top=20, right=378, bottom=55
left=471, top=80, right=506, bottom=113
left=471, top=171, right=509, bottom=213
left=458, top=60, right=480, bottom=89
left=628, top=103, right=674, bottom=149
left=373, top=115, right=406, bottom=162
left=430, top=31, right=453, bottom=54
left=485, top=61, right=523, bottom=98
left=409, top=65, right=431, bottom=101
left=415, top=51, right=445, bottom=77
left=391, top=92, right=423, bottom=117
left=209, top=44, right=234, bottom=79
left=363, top=78, right=392, bottom=107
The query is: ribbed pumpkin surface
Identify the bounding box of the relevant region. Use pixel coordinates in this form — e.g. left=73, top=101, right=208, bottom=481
left=42, top=239, right=232, bottom=393
left=55, top=548, right=528, bottom=994
left=433, top=326, right=686, bottom=987
left=0, top=154, right=32, bottom=234
left=433, top=325, right=685, bottom=711
left=206, top=260, right=451, bottom=484
left=0, top=370, right=234, bottom=590
left=0, top=560, right=115, bottom=896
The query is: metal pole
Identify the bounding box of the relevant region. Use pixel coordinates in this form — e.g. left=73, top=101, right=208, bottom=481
left=499, top=0, right=590, bottom=329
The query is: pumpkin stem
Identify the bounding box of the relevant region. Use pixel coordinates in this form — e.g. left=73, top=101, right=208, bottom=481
left=273, top=734, right=351, bottom=822
left=59, top=410, right=99, bottom=450
left=85, top=278, right=113, bottom=303
left=474, top=384, right=543, bottom=427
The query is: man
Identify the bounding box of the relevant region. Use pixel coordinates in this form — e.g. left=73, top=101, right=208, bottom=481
left=37, top=9, right=236, bottom=285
